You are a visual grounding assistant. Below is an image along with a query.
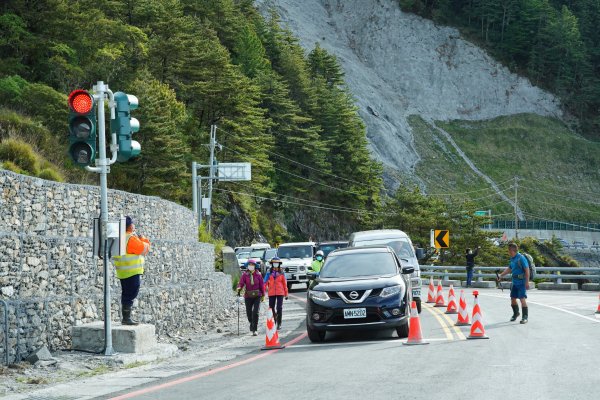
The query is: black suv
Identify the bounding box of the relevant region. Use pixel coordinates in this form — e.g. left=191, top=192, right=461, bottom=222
left=317, top=241, right=349, bottom=257
left=306, top=246, right=413, bottom=342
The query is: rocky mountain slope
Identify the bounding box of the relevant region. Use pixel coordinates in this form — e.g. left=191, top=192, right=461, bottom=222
left=256, top=0, right=562, bottom=188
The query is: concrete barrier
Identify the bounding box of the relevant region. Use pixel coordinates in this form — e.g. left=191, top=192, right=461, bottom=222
left=581, top=283, right=600, bottom=291
left=222, top=246, right=240, bottom=280
left=72, top=322, right=157, bottom=354
left=537, top=282, right=578, bottom=291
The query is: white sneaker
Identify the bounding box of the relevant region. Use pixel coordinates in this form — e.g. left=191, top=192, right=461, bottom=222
left=252, top=331, right=258, bottom=336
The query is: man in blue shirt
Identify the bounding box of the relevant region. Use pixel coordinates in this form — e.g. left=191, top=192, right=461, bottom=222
left=497, top=243, right=530, bottom=324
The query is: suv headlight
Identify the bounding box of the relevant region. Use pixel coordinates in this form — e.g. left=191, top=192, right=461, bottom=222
left=380, top=285, right=402, bottom=298
left=309, top=290, right=330, bottom=302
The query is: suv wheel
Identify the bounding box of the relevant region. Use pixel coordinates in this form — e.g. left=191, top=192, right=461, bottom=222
left=307, top=324, right=326, bottom=342
left=287, top=282, right=293, bottom=291
left=396, top=323, right=409, bottom=338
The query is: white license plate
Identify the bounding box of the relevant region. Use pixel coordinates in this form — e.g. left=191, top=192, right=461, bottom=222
left=343, top=308, right=367, bottom=319
left=412, top=288, right=421, bottom=297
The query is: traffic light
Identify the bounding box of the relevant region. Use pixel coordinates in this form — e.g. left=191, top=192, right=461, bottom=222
left=68, top=90, right=96, bottom=166
left=111, top=92, right=140, bottom=162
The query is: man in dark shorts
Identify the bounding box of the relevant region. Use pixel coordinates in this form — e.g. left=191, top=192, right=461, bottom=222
left=497, top=243, right=530, bottom=324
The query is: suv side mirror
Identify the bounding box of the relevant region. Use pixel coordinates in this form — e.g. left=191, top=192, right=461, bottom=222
left=402, top=266, right=415, bottom=275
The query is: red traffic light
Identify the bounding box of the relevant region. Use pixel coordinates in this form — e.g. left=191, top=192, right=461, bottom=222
left=68, top=90, right=94, bottom=114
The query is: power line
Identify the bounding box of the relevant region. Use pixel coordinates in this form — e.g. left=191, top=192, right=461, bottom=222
left=220, top=143, right=369, bottom=198
left=520, top=179, right=600, bottom=196
left=519, top=185, right=600, bottom=206
left=524, top=199, right=600, bottom=216
left=214, top=187, right=394, bottom=216
left=428, top=178, right=514, bottom=197
left=217, top=127, right=372, bottom=188
left=225, top=180, right=391, bottom=215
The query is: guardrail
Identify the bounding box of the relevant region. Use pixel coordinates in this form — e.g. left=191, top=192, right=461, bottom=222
left=419, top=265, right=600, bottom=284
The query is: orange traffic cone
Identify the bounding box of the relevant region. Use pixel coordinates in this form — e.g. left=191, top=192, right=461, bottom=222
left=467, top=291, right=489, bottom=340
left=434, top=280, right=446, bottom=307
left=596, top=294, right=600, bottom=314
left=261, top=308, right=285, bottom=350
left=426, top=277, right=436, bottom=303
left=403, top=301, right=429, bottom=346
left=445, top=285, right=458, bottom=314
left=455, top=290, right=471, bottom=326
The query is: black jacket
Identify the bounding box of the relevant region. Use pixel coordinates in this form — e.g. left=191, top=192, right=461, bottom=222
left=465, top=248, right=479, bottom=268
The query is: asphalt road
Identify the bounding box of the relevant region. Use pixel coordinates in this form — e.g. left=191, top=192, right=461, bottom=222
left=106, top=285, right=600, bottom=400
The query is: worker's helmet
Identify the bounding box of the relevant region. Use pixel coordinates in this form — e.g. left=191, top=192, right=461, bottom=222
left=315, top=250, right=324, bottom=257
left=270, top=257, right=282, bottom=268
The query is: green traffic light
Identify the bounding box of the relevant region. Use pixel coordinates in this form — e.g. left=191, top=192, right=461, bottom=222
left=112, top=91, right=141, bottom=162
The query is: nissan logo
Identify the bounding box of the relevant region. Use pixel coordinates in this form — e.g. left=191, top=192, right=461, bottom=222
left=349, top=291, right=359, bottom=300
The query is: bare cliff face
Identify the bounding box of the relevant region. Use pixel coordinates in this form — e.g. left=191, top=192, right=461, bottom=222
left=256, top=0, right=561, bottom=186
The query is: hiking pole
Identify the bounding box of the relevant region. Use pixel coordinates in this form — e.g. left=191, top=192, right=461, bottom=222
left=495, top=271, right=504, bottom=292
left=237, top=293, right=240, bottom=336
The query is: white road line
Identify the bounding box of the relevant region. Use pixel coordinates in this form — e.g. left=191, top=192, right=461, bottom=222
left=479, top=293, right=600, bottom=324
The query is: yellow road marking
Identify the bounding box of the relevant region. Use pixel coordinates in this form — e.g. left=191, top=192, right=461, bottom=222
left=427, top=304, right=467, bottom=340
left=423, top=303, right=454, bottom=340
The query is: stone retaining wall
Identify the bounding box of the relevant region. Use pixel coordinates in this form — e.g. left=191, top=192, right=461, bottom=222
left=0, top=170, right=232, bottom=364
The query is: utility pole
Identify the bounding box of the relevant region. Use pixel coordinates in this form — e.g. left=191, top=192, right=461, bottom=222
left=207, top=124, right=216, bottom=232
left=514, top=176, right=519, bottom=240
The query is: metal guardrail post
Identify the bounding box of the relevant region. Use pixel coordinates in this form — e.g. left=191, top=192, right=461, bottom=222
left=1, top=299, right=8, bottom=366
left=556, top=270, right=562, bottom=284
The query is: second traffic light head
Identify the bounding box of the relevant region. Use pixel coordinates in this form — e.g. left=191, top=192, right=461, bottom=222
left=112, top=91, right=141, bottom=162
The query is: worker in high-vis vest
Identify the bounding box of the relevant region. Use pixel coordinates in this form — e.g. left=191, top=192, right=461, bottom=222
left=111, top=216, right=150, bottom=325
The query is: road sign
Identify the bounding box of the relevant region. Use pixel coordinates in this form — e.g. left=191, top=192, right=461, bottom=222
left=474, top=210, right=487, bottom=216
left=434, top=230, right=450, bottom=248
left=217, top=162, right=251, bottom=181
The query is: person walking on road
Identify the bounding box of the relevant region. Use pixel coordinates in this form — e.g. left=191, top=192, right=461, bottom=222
left=265, top=257, right=288, bottom=330
left=237, top=259, right=265, bottom=336
left=111, top=216, right=151, bottom=325
left=465, top=246, right=480, bottom=287
left=310, top=250, right=325, bottom=273
left=497, top=243, right=530, bottom=324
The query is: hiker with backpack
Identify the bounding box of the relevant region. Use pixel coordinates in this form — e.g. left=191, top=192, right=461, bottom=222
left=497, top=243, right=531, bottom=324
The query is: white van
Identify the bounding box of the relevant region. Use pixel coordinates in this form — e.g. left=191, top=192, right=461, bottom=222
left=348, top=230, right=422, bottom=313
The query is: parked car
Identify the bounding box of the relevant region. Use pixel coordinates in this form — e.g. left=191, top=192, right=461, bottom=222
left=277, top=241, right=316, bottom=289
left=306, top=246, right=413, bottom=342
left=348, top=230, right=423, bottom=313
left=317, top=241, right=349, bottom=257
left=262, top=248, right=278, bottom=274
left=234, top=246, right=253, bottom=255
left=236, top=251, right=251, bottom=268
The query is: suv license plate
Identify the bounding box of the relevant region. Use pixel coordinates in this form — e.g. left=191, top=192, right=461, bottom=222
left=343, top=308, right=367, bottom=319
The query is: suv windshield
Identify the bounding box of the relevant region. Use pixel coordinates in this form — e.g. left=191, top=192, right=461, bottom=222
left=354, top=239, right=415, bottom=259
left=278, top=245, right=313, bottom=259
left=318, top=243, right=348, bottom=256
left=250, top=249, right=266, bottom=258
left=237, top=252, right=250, bottom=259
left=320, top=252, right=397, bottom=278
left=264, top=249, right=277, bottom=260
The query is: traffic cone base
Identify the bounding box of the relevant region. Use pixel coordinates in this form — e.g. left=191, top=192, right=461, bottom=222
left=595, top=294, right=600, bottom=314
left=261, top=308, right=285, bottom=350
left=403, top=301, right=429, bottom=346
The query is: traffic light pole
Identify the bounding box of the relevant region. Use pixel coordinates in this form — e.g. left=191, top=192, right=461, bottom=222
left=207, top=125, right=216, bottom=232
left=86, top=81, right=116, bottom=356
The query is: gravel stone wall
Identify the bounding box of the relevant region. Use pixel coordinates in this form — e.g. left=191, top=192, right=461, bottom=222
left=0, top=170, right=232, bottom=364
